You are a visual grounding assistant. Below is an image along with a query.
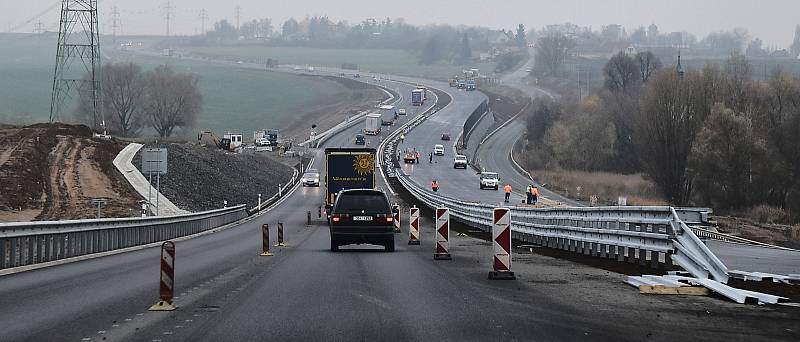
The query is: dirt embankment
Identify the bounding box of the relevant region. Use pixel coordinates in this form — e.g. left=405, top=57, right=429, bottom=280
left=133, top=143, right=297, bottom=212
left=0, top=123, right=140, bottom=221
left=281, top=75, right=385, bottom=140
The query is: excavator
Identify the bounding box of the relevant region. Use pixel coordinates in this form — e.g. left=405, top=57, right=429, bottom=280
left=198, top=131, right=238, bottom=152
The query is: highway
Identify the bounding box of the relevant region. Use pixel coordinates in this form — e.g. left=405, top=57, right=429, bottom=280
left=1, top=49, right=797, bottom=341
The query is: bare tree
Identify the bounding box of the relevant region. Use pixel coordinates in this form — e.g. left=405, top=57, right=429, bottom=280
left=603, top=52, right=641, bottom=93
left=99, top=62, right=145, bottom=137
left=144, top=66, right=202, bottom=138
left=534, top=30, right=575, bottom=75
left=634, top=69, right=707, bottom=205
left=635, top=51, right=661, bottom=84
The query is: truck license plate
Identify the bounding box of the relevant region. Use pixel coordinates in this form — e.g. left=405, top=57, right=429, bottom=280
left=353, top=216, right=373, bottom=221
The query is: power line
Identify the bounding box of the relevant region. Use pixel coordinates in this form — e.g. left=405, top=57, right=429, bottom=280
left=7, top=1, right=60, bottom=33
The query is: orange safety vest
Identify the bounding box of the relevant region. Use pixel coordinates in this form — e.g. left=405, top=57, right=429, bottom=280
left=531, top=187, right=540, bottom=197
left=503, top=185, right=512, bottom=193
left=431, top=181, right=440, bottom=189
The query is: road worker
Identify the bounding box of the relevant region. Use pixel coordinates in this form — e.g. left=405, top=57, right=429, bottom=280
left=503, top=184, right=512, bottom=203
left=431, top=179, right=440, bottom=192
left=526, top=184, right=533, bottom=204
left=531, top=185, right=540, bottom=205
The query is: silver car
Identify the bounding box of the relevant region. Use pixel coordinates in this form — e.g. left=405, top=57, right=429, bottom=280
left=301, top=169, right=320, bottom=187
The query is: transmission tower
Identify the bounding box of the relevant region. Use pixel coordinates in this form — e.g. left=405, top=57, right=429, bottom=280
left=235, top=6, right=242, bottom=30
left=164, top=1, right=172, bottom=36
left=111, top=6, right=120, bottom=44
left=49, top=0, right=101, bottom=128
left=200, top=9, right=208, bottom=34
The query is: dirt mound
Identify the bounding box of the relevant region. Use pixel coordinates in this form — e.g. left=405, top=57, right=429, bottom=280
left=0, top=123, right=140, bottom=221
left=133, top=143, right=297, bottom=212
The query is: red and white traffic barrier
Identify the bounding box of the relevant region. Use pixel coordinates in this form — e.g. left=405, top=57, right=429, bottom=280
left=149, top=241, right=177, bottom=311
left=408, top=206, right=420, bottom=245
left=434, top=208, right=451, bottom=260
left=261, top=224, right=273, bottom=256
left=275, top=222, right=286, bottom=247
left=393, top=209, right=401, bottom=233
left=489, top=208, right=516, bottom=280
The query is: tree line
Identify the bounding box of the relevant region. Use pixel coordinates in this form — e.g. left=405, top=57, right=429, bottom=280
left=78, top=63, right=202, bottom=138
left=524, top=52, right=800, bottom=220
left=195, top=16, right=528, bottom=67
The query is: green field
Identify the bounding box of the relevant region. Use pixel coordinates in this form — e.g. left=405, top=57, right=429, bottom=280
left=0, top=34, right=348, bottom=136
left=181, top=46, right=497, bottom=81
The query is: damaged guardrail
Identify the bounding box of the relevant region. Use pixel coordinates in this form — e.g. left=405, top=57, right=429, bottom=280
left=395, top=172, right=730, bottom=283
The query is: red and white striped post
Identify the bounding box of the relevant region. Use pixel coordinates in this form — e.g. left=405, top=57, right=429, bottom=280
left=393, top=205, right=401, bottom=233
left=149, top=241, right=177, bottom=311
left=275, top=222, right=286, bottom=247
left=489, top=208, right=516, bottom=280
left=408, top=206, right=420, bottom=245
left=261, top=224, right=273, bottom=256
left=433, top=208, right=451, bottom=260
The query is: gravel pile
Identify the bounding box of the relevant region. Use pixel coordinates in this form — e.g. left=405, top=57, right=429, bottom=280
left=134, top=143, right=297, bottom=212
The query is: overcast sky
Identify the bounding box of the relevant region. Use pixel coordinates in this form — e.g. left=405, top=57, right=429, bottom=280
left=3, top=0, right=798, bottom=47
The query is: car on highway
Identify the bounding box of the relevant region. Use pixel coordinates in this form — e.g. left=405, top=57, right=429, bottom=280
left=441, top=133, right=450, bottom=141
left=398, top=108, right=406, bottom=115
left=329, top=189, right=395, bottom=252
left=453, top=155, right=468, bottom=169
left=353, top=73, right=360, bottom=78
left=433, top=144, right=445, bottom=156
left=479, top=172, right=499, bottom=190
left=355, top=134, right=365, bottom=145
left=301, top=169, right=320, bottom=187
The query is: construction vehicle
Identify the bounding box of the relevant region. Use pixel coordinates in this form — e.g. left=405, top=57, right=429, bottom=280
left=198, top=131, right=241, bottom=152
left=448, top=78, right=459, bottom=87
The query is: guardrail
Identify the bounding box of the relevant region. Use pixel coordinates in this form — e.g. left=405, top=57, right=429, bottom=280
left=395, top=174, right=729, bottom=282
left=381, top=81, right=729, bottom=283
left=0, top=205, right=248, bottom=270
left=249, top=157, right=314, bottom=213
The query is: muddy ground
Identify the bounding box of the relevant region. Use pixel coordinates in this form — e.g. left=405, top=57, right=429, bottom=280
left=133, top=143, right=298, bottom=212
left=0, top=123, right=140, bottom=221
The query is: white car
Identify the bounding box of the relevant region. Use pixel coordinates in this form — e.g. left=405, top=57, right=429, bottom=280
left=479, top=172, right=499, bottom=190
left=453, top=155, right=468, bottom=169
left=433, top=144, right=445, bottom=156
left=256, top=138, right=271, bottom=146
left=301, top=170, right=320, bottom=187
left=398, top=108, right=406, bottom=115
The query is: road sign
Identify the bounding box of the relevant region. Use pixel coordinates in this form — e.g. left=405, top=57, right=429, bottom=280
left=142, top=148, right=168, bottom=175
